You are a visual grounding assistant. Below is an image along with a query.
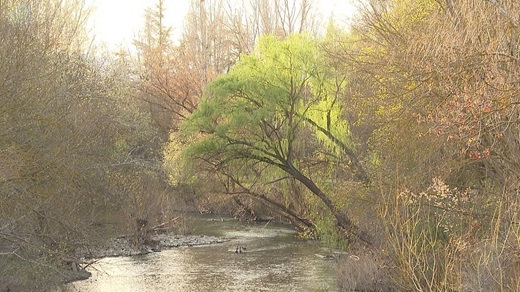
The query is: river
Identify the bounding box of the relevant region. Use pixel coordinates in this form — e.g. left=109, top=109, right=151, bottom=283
left=62, top=214, right=340, bottom=291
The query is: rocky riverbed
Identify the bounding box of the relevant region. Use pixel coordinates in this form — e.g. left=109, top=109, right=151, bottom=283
left=74, top=233, right=226, bottom=259
left=57, top=233, right=227, bottom=286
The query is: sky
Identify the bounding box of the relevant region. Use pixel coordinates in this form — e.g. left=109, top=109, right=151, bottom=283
left=85, top=0, right=357, bottom=50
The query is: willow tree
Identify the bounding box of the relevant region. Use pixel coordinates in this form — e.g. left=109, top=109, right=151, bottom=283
left=175, top=34, right=369, bottom=241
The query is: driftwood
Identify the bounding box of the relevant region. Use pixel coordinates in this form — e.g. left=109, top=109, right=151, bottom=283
left=149, top=218, right=179, bottom=233
left=116, top=217, right=180, bottom=240
left=255, top=215, right=274, bottom=222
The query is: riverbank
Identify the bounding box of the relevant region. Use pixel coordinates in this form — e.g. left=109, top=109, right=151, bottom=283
left=57, top=232, right=227, bottom=288
left=74, top=233, right=226, bottom=259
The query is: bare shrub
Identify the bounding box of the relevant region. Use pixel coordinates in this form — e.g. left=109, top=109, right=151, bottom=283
left=381, top=179, right=469, bottom=291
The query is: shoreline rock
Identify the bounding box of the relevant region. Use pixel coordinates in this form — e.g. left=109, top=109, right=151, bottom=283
left=74, top=233, right=226, bottom=259
left=60, top=233, right=226, bottom=287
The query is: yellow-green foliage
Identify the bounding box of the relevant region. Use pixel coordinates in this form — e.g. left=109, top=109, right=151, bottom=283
left=163, top=131, right=201, bottom=185
left=316, top=213, right=349, bottom=248
left=389, top=0, right=437, bottom=31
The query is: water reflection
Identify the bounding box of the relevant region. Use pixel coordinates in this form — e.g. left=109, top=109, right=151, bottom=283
left=65, top=216, right=339, bottom=291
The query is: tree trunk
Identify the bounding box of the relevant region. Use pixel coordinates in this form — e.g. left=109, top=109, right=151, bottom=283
left=229, top=186, right=316, bottom=233
left=247, top=193, right=316, bottom=232
left=285, top=163, right=368, bottom=243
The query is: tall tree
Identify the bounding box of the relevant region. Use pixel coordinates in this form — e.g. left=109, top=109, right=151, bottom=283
left=224, top=0, right=320, bottom=55
left=135, top=0, right=179, bottom=132
left=182, top=0, right=234, bottom=80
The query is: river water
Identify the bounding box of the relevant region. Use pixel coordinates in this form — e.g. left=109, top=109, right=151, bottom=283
left=64, top=215, right=340, bottom=291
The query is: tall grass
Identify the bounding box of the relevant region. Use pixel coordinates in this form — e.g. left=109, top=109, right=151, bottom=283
left=379, top=180, right=520, bottom=291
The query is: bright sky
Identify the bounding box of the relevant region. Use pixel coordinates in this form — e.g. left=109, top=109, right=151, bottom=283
left=85, top=0, right=356, bottom=50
